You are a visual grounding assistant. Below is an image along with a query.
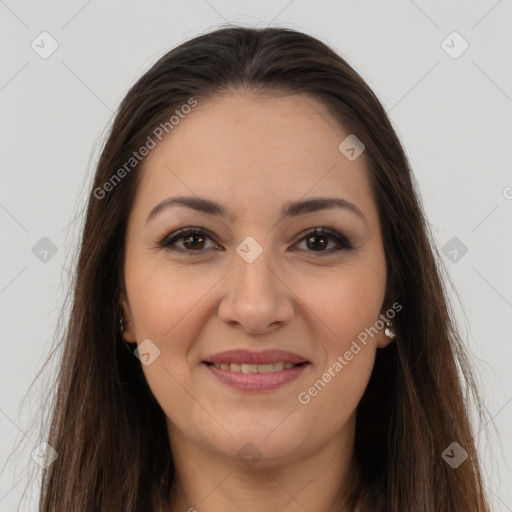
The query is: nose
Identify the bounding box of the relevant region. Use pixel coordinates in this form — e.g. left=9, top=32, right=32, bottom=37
left=218, top=244, right=295, bottom=335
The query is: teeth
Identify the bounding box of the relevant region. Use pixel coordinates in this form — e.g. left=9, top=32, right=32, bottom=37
left=256, top=363, right=274, bottom=373
left=211, top=361, right=299, bottom=373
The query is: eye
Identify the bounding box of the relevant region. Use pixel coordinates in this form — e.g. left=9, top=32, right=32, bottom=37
left=157, top=226, right=352, bottom=256
left=292, top=227, right=353, bottom=255
left=157, top=227, right=221, bottom=254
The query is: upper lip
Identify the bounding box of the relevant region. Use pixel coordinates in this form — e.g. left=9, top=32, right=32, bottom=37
left=203, top=349, right=309, bottom=365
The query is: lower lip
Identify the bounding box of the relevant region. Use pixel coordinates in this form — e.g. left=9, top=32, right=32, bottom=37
left=203, top=362, right=310, bottom=392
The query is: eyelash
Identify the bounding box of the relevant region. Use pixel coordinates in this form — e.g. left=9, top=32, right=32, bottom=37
left=156, top=227, right=353, bottom=256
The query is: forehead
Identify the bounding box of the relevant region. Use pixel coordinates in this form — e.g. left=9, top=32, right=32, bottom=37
left=131, top=91, right=377, bottom=226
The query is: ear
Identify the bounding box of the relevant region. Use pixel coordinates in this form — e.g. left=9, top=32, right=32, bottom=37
left=376, top=329, right=394, bottom=349
left=118, top=293, right=137, bottom=343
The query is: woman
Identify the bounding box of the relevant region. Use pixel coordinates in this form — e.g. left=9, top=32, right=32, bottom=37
left=36, top=26, right=490, bottom=511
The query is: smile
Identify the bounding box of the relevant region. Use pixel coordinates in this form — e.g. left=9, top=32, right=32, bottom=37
left=202, top=360, right=310, bottom=392
left=205, top=361, right=303, bottom=373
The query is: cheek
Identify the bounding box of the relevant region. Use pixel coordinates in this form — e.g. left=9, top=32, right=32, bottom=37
left=292, top=264, right=383, bottom=422
left=128, top=261, right=222, bottom=347
left=128, top=266, right=213, bottom=425
left=299, top=264, right=386, bottom=347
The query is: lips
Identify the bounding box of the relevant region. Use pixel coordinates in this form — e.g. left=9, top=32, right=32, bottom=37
left=202, top=349, right=311, bottom=391
left=206, top=361, right=302, bottom=373
left=203, top=348, right=308, bottom=366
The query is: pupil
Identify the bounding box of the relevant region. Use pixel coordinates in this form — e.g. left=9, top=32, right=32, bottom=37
left=308, top=235, right=327, bottom=250
left=184, top=235, right=204, bottom=250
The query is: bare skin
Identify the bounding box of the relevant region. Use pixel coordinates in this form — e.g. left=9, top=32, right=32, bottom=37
left=120, top=90, right=391, bottom=512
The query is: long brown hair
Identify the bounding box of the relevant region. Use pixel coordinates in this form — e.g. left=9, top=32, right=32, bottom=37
left=28, top=26, right=489, bottom=511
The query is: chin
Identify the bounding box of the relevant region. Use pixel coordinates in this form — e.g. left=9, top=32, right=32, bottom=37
left=212, top=425, right=307, bottom=466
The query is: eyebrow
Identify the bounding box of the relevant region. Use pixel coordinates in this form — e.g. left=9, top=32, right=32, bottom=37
left=146, top=195, right=367, bottom=225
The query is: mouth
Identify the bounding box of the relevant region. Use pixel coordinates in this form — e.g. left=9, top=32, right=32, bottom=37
left=201, top=349, right=311, bottom=392
left=202, top=361, right=308, bottom=373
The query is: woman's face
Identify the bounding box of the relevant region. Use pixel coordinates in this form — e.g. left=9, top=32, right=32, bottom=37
left=120, top=90, right=390, bottom=467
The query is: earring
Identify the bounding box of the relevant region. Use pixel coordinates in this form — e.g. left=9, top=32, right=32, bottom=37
left=120, top=317, right=127, bottom=341
left=384, top=320, right=395, bottom=339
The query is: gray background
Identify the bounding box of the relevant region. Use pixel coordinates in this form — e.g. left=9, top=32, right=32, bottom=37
left=1, top=1, right=511, bottom=510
